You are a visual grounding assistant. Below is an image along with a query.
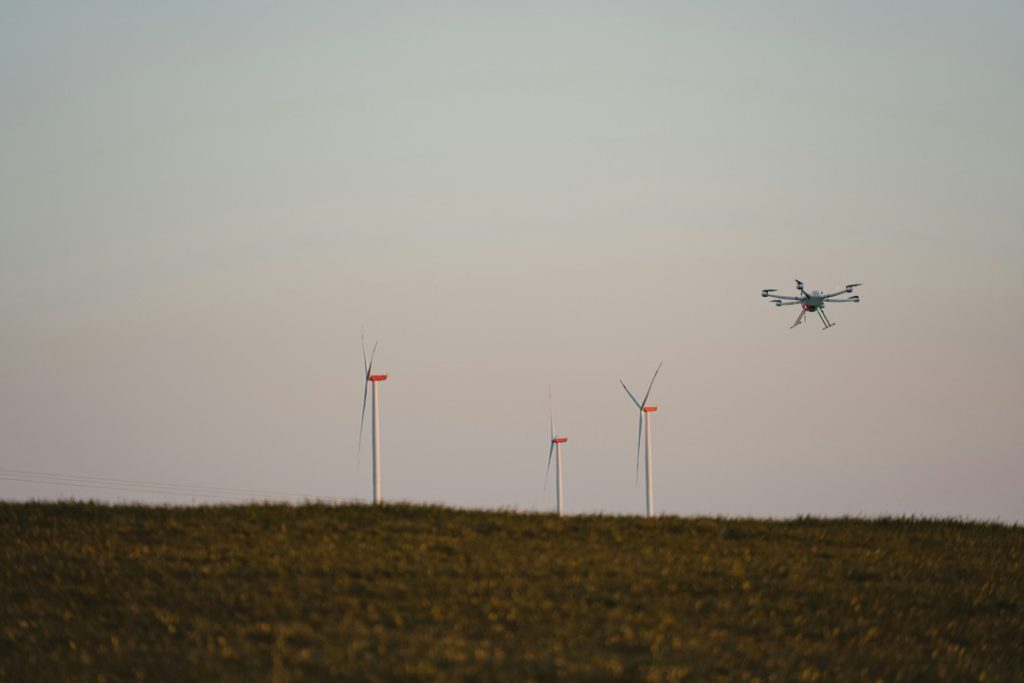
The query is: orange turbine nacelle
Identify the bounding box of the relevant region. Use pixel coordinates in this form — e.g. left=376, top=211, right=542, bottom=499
left=643, top=406, right=658, bottom=413
left=368, top=374, right=389, bottom=382
left=552, top=437, right=568, bottom=444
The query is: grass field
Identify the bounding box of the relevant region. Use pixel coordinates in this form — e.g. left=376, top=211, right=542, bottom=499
left=2, top=502, right=1022, bottom=682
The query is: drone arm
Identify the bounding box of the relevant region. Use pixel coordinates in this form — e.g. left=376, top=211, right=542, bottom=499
left=823, top=298, right=859, bottom=303
left=823, top=283, right=861, bottom=299
left=773, top=301, right=803, bottom=306
left=767, top=295, right=803, bottom=302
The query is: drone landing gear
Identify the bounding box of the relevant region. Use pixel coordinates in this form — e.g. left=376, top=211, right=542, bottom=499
left=790, top=310, right=807, bottom=329
left=817, top=309, right=835, bottom=330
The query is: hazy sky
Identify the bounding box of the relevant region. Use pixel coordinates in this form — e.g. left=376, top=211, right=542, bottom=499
left=2, top=2, right=1022, bottom=520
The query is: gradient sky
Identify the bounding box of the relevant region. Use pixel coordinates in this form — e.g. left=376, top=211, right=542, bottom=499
left=2, top=2, right=1022, bottom=520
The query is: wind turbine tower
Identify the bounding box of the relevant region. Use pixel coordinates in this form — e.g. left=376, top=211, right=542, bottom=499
left=620, top=362, right=662, bottom=519
left=360, top=337, right=388, bottom=505
left=546, top=389, right=568, bottom=516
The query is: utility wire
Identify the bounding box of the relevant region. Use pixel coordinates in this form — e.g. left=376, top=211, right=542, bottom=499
left=0, top=476, right=258, bottom=503
left=0, top=468, right=335, bottom=500
left=0, top=468, right=346, bottom=504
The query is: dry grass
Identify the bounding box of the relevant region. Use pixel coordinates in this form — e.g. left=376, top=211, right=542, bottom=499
left=2, top=502, right=1022, bottom=681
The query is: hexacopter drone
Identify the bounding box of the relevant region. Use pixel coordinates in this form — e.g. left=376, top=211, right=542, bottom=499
left=761, top=280, right=862, bottom=329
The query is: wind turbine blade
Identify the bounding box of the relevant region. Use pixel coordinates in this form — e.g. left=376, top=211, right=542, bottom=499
left=549, top=386, right=554, bottom=441
left=364, top=329, right=372, bottom=374
left=545, top=442, right=555, bottom=492
left=640, top=361, right=663, bottom=408
left=635, top=414, right=644, bottom=485
left=366, top=340, right=379, bottom=378
left=620, top=380, right=642, bottom=409
left=358, top=380, right=369, bottom=453
left=358, top=333, right=369, bottom=454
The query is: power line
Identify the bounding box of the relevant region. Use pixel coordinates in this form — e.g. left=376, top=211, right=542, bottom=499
left=0, top=467, right=344, bottom=499
left=0, top=476, right=256, bottom=503
left=0, top=468, right=346, bottom=504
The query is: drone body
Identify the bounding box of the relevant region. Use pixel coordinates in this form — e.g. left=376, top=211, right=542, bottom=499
left=761, top=279, right=862, bottom=329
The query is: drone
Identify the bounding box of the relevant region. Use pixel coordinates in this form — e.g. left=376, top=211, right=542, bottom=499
left=761, top=279, right=862, bottom=329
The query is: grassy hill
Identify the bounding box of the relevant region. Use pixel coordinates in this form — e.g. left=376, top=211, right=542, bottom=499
left=2, top=503, right=1022, bottom=682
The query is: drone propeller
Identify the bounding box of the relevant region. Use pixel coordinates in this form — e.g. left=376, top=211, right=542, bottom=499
left=845, top=283, right=862, bottom=292
left=761, top=288, right=777, bottom=297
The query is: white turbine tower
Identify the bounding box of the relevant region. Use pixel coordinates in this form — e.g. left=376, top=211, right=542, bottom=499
left=620, top=362, right=662, bottom=519
left=359, top=336, right=388, bottom=505
left=545, top=389, right=568, bottom=517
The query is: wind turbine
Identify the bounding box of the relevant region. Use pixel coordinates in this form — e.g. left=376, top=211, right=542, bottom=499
left=359, top=335, right=388, bottom=505
left=545, top=388, right=568, bottom=517
left=620, top=362, right=662, bottom=519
